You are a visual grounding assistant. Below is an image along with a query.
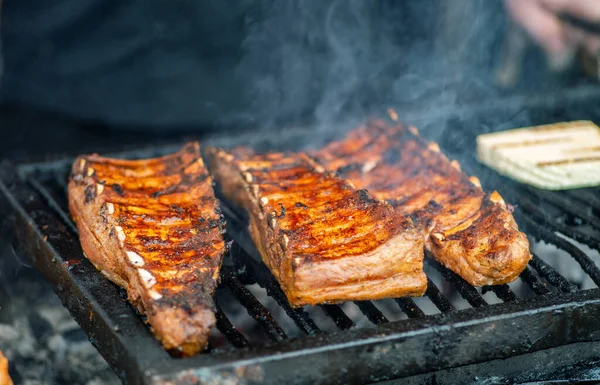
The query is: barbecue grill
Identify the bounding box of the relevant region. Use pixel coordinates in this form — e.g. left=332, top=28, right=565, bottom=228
left=1, top=86, right=600, bottom=385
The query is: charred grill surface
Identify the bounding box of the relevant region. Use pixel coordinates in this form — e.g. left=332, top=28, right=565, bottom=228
left=313, top=120, right=531, bottom=286
left=205, top=147, right=426, bottom=306
left=67, top=142, right=227, bottom=356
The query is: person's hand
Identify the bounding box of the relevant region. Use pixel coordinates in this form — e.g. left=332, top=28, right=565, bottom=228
left=505, top=0, right=600, bottom=69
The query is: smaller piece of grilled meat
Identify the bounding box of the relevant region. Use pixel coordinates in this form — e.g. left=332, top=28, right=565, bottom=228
left=68, top=142, right=227, bottom=356
left=313, top=120, right=531, bottom=286
left=205, top=147, right=426, bottom=307
left=0, top=350, right=12, bottom=385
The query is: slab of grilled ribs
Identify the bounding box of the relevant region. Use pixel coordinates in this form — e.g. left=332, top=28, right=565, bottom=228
left=312, top=120, right=531, bottom=286
left=68, top=142, right=227, bottom=356
left=205, top=147, right=426, bottom=306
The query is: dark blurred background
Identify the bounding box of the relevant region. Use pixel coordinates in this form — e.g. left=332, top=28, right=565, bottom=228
left=0, top=0, right=593, bottom=161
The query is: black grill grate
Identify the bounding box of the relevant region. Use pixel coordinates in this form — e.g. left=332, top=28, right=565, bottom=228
left=2, top=109, right=600, bottom=384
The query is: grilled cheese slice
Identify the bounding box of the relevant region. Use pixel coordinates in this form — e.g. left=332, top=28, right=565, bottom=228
left=477, top=121, right=600, bottom=190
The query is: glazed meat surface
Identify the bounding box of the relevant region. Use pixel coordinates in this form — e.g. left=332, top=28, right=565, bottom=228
left=313, top=120, right=531, bottom=286
left=0, top=350, right=12, bottom=385
left=68, top=142, right=226, bottom=356
left=206, top=147, right=426, bottom=306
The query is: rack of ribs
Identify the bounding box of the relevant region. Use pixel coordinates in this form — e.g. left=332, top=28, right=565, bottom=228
left=312, top=120, right=531, bottom=286
left=205, top=147, right=426, bottom=307
left=68, top=142, right=227, bottom=356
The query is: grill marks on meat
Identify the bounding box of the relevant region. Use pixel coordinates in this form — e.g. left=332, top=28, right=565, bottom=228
left=68, top=142, right=226, bottom=356
left=206, top=148, right=426, bottom=307
left=313, top=120, right=531, bottom=286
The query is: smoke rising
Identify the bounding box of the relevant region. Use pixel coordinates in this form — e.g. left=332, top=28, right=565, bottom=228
left=230, top=0, right=510, bottom=143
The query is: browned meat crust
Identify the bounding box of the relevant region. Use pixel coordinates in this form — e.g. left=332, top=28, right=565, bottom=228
left=205, top=147, right=426, bottom=307
left=68, top=142, right=226, bottom=356
left=313, top=120, right=531, bottom=286
left=0, top=350, right=12, bottom=385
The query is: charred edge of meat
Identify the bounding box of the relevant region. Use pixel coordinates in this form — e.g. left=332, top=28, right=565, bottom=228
left=277, top=203, right=286, bottom=218
left=84, top=184, right=96, bottom=203
left=151, top=184, right=178, bottom=198
left=224, top=239, right=234, bottom=253
left=155, top=282, right=216, bottom=313
left=357, top=190, right=379, bottom=205
left=170, top=204, right=186, bottom=214
left=112, top=183, right=125, bottom=196
left=295, top=202, right=309, bottom=209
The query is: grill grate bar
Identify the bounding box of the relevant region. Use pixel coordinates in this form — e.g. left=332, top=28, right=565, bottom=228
left=485, top=285, right=518, bottom=302
left=425, top=278, right=456, bottom=313
left=529, top=253, right=578, bottom=293
left=394, top=298, right=425, bottom=318
left=523, top=186, right=600, bottom=231
left=232, top=246, right=321, bottom=335
left=28, top=177, right=78, bottom=234
left=214, top=302, right=249, bottom=348
left=564, top=189, right=600, bottom=212
left=520, top=197, right=600, bottom=252
left=354, top=301, right=389, bottom=325
left=319, top=305, right=355, bottom=330
left=249, top=272, right=320, bottom=335
left=522, top=215, right=600, bottom=286
left=221, top=271, right=288, bottom=342
left=427, top=258, right=488, bottom=308
left=519, top=267, right=552, bottom=295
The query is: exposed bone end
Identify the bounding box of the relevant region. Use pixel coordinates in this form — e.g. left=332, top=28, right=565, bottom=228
left=313, top=164, right=325, bottom=173
left=428, top=142, right=441, bottom=153
left=224, top=153, right=234, bottom=162
left=282, top=234, right=289, bottom=248
left=260, top=197, right=269, bottom=206
left=114, top=225, right=126, bottom=245
left=126, top=251, right=145, bottom=267
left=469, top=176, right=482, bottom=188
left=293, top=257, right=303, bottom=269
left=79, top=159, right=87, bottom=172
left=270, top=216, right=277, bottom=229
left=148, top=290, right=163, bottom=300
left=251, top=185, right=260, bottom=198
left=409, top=126, right=420, bottom=136
left=106, top=202, right=115, bottom=215
left=96, top=183, right=104, bottom=195
left=345, top=180, right=356, bottom=189
left=387, top=108, right=399, bottom=121
left=432, top=232, right=445, bottom=243
left=243, top=172, right=253, bottom=183
left=87, top=167, right=95, bottom=177
left=138, top=268, right=157, bottom=288
left=490, top=191, right=506, bottom=208
left=450, top=160, right=461, bottom=171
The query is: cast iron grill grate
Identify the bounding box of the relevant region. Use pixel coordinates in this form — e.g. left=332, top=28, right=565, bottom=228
left=1, top=112, right=600, bottom=384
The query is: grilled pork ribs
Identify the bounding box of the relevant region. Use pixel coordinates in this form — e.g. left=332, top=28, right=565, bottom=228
left=313, top=120, right=531, bottom=286
left=68, top=142, right=227, bottom=356
left=206, top=147, right=427, bottom=306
